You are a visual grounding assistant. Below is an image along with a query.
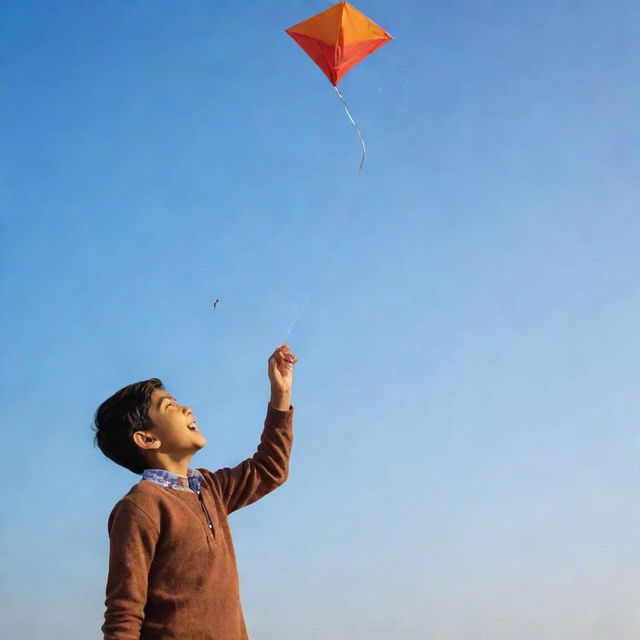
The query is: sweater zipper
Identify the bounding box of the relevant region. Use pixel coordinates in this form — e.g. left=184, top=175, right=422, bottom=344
left=197, top=490, right=215, bottom=537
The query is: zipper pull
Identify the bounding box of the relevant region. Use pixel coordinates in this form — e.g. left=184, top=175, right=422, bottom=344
left=197, top=490, right=215, bottom=534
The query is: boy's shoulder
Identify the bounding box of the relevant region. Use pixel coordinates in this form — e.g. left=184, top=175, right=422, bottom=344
left=108, top=480, right=166, bottom=523
left=120, top=477, right=165, bottom=500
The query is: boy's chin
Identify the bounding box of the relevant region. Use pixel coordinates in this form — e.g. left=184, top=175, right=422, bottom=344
left=194, top=436, right=207, bottom=449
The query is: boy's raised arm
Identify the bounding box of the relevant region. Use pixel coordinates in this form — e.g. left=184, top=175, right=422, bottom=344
left=202, top=345, right=297, bottom=514
left=102, top=499, right=159, bottom=640
left=206, top=402, right=293, bottom=514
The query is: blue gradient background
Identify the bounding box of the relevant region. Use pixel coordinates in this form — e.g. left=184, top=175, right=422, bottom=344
left=1, top=1, right=639, bottom=638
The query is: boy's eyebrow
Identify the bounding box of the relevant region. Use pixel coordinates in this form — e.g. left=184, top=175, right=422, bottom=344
left=155, top=394, right=175, bottom=410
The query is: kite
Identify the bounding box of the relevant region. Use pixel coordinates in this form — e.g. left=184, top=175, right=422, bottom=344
left=282, top=3, right=392, bottom=342
left=286, top=1, right=392, bottom=172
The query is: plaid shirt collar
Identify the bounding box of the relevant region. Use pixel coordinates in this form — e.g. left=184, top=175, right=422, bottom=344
left=142, top=467, right=203, bottom=493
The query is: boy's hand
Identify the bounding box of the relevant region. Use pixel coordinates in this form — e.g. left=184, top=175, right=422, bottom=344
left=268, top=344, right=297, bottom=410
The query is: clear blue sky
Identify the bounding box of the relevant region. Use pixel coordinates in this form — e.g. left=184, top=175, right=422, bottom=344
left=1, top=1, right=639, bottom=638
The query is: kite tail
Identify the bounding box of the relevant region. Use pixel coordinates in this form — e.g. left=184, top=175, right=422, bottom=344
left=334, top=86, right=366, bottom=174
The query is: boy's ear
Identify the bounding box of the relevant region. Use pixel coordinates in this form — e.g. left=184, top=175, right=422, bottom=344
left=133, top=431, right=161, bottom=450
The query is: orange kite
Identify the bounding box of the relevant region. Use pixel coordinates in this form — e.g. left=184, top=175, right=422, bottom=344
left=285, top=1, right=393, bottom=86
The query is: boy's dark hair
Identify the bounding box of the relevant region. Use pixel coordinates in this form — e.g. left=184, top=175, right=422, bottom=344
left=93, top=378, right=165, bottom=474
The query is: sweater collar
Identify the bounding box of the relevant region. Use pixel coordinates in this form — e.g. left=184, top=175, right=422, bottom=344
left=142, top=467, right=203, bottom=493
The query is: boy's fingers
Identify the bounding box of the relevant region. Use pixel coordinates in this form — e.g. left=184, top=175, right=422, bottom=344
left=269, top=345, right=297, bottom=370
left=272, top=345, right=295, bottom=360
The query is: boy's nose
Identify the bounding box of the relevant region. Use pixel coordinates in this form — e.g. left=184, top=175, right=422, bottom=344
left=181, top=404, right=192, bottom=416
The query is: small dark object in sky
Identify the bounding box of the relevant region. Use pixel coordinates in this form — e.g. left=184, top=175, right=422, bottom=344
left=212, top=299, right=219, bottom=311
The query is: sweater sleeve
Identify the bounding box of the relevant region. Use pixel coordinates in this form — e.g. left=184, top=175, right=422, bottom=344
left=201, top=403, right=294, bottom=514
left=102, top=498, right=159, bottom=640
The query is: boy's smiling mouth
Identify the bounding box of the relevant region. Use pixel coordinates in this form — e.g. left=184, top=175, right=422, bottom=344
left=187, top=421, right=199, bottom=432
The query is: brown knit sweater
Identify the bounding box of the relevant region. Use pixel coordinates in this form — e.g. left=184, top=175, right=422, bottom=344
left=102, top=404, right=294, bottom=640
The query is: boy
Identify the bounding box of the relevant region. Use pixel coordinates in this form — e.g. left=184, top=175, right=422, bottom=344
left=94, top=344, right=297, bottom=640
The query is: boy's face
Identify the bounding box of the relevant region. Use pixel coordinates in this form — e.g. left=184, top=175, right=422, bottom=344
left=138, top=388, right=207, bottom=455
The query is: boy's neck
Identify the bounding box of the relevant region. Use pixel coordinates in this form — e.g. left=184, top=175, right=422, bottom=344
left=144, top=455, right=193, bottom=477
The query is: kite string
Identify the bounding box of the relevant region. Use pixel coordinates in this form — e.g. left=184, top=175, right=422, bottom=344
left=281, top=180, right=359, bottom=344
left=282, top=87, right=366, bottom=342
left=281, top=261, right=325, bottom=343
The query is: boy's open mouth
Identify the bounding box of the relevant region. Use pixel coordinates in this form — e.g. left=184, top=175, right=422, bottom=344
left=187, top=421, right=199, bottom=432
